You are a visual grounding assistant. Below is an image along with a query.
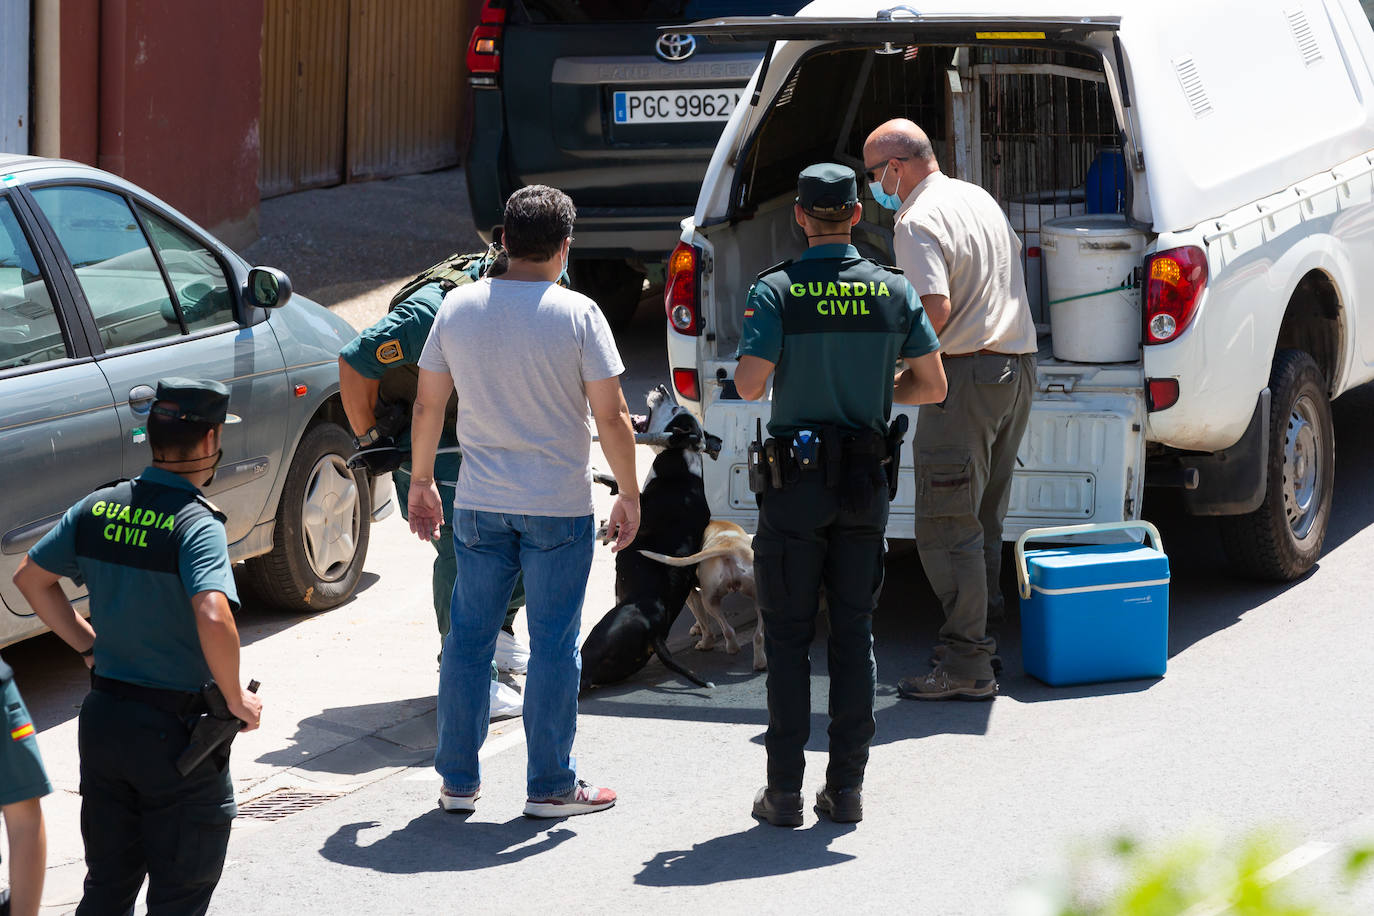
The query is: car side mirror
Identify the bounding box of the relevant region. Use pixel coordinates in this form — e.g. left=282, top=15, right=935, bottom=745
left=247, top=266, right=293, bottom=309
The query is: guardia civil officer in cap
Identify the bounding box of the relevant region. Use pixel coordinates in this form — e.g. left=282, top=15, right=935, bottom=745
left=736, top=163, right=948, bottom=826
left=14, top=377, right=262, bottom=916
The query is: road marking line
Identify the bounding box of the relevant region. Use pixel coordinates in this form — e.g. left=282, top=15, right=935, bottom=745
left=403, top=725, right=526, bottom=781
left=1180, top=840, right=1338, bottom=916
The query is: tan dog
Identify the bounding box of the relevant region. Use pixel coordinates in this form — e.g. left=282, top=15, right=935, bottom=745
left=639, top=520, right=765, bottom=671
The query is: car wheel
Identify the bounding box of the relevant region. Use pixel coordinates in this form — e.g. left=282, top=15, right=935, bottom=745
left=1219, top=349, right=1334, bottom=580
left=241, top=422, right=371, bottom=610
left=571, top=258, right=645, bottom=332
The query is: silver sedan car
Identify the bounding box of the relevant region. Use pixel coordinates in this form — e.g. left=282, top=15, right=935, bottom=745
left=0, top=155, right=390, bottom=648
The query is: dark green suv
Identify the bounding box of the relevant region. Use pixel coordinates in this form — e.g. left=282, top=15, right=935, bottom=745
left=464, top=0, right=801, bottom=328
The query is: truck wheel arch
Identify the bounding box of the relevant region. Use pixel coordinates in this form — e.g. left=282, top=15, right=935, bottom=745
left=1274, top=268, right=1343, bottom=396
left=1172, top=267, right=1342, bottom=526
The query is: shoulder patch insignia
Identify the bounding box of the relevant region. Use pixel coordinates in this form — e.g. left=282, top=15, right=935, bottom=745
left=194, top=494, right=227, bottom=522
left=755, top=259, right=793, bottom=280
left=865, top=257, right=904, bottom=275
left=376, top=340, right=404, bottom=364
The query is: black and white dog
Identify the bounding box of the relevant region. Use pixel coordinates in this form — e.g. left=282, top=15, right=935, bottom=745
left=580, top=385, right=721, bottom=692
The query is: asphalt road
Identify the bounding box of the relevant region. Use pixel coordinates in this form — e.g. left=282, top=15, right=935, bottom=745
left=5, top=169, right=1374, bottom=915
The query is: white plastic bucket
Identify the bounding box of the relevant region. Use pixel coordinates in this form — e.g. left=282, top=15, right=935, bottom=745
left=1041, top=214, right=1145, bottom=363
left=1004, top=189, right=1086, bottom=324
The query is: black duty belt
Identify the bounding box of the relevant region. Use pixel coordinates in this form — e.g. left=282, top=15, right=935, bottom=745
left=91, top=673, right=207, bottom=717
left=761, top=427, right=888, bottom=488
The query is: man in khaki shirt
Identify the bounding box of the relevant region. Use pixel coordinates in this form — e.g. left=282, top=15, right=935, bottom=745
left=863, top=118, right=1038, bottom=700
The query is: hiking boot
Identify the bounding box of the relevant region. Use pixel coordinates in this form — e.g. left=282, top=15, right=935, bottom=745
left=898, top=667, right=998, bottom=701
left=814, top=785, right=863, bottom=823
left=494, top=629, right=529, bottom=674
left=928, top=643, right=1002, bottom=674
left=524, top=780, right=617, bottom=818
left=489, top=680, right=523, bottom=720
left=439, top=785, right=479, bottom=813
left=752, top=786, right=804, bottom=828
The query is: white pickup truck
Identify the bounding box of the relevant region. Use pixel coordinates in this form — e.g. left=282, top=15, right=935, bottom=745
left=661, top=0, right=1374, bottom=580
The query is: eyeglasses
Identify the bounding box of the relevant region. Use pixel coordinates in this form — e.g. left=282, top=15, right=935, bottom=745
left=863, top=157, right=909, bottom=182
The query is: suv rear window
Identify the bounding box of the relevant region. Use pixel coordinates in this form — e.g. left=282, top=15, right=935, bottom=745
left=515, top=1, right=803, bottom=24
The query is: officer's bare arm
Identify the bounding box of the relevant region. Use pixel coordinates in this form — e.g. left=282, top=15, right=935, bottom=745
left=13, top=556, right=95, bottom=658
left=894, top=351, right=948, bottom=405
left=192, top=590, right=261, bottom=730
left=338, top=357, right=381, bottom=437
left=735, top=355, right=775, bottom=401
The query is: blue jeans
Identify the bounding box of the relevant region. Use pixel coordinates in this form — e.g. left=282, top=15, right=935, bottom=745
left=435, top=509, right=594, bottom=798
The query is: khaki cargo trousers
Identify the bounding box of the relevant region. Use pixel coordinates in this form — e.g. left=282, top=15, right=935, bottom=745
left=913, top=352, right=1035, bottom=680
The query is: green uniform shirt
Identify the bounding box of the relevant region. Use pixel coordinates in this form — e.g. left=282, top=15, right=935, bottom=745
left=28, top=468, right=239, bottom=694
left=338, top=281, right=462, bottom=490
left=0, top=657, right=52, bottom=806
left=737, top=243, right=940, bottom=438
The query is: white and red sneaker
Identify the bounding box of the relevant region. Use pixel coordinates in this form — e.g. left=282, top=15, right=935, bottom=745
left=439, top=785, right=479, bottom=813
left=523, top=780, right=617, bottom=818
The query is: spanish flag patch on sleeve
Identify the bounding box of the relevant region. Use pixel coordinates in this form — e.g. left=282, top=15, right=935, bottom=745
left=11, top=722, right=35, bottom=740
left=743, top=308, right=755, bottom=317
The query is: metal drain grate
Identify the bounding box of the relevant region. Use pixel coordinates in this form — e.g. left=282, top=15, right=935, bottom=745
left=237, top=788, right=343, bottom=822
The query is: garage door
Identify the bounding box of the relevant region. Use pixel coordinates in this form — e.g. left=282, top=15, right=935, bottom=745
left=260, top=0, right=469, bottom=198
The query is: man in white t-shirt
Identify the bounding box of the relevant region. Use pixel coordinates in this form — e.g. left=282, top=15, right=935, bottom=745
left=862, top=118, right=1038, bottom=701
left=408, top=185, right=640, bottom=817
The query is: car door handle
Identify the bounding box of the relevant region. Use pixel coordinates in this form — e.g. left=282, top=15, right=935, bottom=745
left=128, top=385, right=157, bottom=414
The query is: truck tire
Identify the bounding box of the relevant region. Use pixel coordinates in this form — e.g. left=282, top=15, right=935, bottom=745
left=1219, top=349, right=1334, bottom=580
left=240, top=422, right=371, bottom=610
left=571, top=258, right=645, bottom=332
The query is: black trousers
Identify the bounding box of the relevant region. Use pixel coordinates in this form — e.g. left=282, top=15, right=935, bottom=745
left=754, top=469, right=887, bottom=793
left=75, top=689, right=235, bottom=916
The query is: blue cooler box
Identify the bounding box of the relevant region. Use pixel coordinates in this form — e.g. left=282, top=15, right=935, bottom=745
left=1015, top=522, right=1170, bottom=686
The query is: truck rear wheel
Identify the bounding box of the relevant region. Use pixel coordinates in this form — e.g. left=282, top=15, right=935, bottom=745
left=571, top=258, right=645, bottom=332
left=1219, top=349, right=1333, bottom=580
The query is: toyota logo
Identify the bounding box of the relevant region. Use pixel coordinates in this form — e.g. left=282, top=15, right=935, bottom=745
left=656, top=33, right=697, bottom=62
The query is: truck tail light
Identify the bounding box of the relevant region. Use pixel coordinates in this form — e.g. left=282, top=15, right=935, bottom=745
left=1144, top=246, right=1208, bottom=344
left=672, top=368, right=700, bottom=401
left=466, top=0, right=506, bottom=77
left=665, top=242, right=702, bottom=336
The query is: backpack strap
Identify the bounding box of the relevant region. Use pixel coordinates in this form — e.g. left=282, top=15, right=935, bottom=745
left=388, top=252, right=489, bottom=311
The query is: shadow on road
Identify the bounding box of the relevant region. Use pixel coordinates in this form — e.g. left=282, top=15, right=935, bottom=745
left=254, top=696, right=438, bottom=771
left=635, top=821, right=857, bottom=887
left=230, top=571, right=382, bottom=651
left=578, top=548, right=998, bottom=742
left=320, top=812, right=576, bottom=873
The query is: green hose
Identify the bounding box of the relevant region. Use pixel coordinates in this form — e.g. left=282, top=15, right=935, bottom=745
left=1046, top=285, right=1136, bottom=306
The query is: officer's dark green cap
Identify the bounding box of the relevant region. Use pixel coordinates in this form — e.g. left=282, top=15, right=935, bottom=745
left=149, top=377, right=241, bottom=425
left=797, top=163, right=859, bottom=218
